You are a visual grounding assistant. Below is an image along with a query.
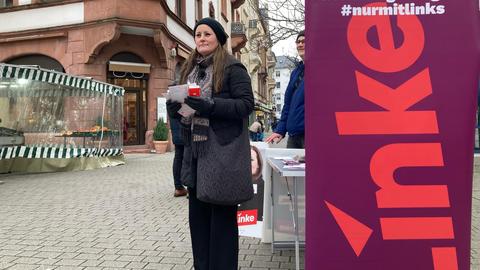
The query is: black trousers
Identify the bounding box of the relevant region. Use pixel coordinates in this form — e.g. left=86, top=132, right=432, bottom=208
left=287, top=133, right=305, bottom=149
left=173, top=145, right=184, bottom=189
left=188, top=188, right=239, bottom=270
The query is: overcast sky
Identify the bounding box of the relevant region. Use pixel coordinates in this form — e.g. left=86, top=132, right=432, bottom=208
left=272, top=36, right=298, bottom=57
left=261, top=0, right=304, bottom=58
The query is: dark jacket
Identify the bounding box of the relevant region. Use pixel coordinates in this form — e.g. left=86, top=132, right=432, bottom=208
left=169, top=118, right=183, bottom=146
left=209, top=56, right=255, bottom=145
left=275, top=62, right=304, bottom=136
left=181, top=55, right=254, bottom=188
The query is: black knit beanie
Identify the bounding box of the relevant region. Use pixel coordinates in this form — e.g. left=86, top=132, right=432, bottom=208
left=194, top=17, right=229, bottom=46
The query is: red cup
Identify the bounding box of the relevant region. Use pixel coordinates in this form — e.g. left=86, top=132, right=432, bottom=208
left=188, top=86, right=201, bottom=97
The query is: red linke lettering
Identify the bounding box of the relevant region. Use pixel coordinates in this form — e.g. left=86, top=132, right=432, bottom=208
left=237, top=210, right=258, bottom=226
left=335, top=2, right=458, bottom=269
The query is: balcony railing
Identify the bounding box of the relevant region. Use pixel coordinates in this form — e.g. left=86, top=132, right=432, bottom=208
left=231, top=22, right=245, bottom=35
left=231, top=21, right=247, bottom=53
left=259, top=8, right=269, bottom=20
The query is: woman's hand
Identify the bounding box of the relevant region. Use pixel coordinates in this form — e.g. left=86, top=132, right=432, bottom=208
left=185, top=96, right=215, bottom=116
left=265, top=132, right=284, bottom=144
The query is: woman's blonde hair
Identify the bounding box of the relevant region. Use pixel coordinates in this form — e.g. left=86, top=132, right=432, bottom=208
left=179, top=45, right=228, bottom=93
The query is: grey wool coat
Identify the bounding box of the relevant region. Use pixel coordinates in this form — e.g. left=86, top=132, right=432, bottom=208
left=181, top=55, right=254, bottom=191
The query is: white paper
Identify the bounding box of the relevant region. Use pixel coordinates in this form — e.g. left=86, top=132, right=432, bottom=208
left=273, top=156, right=295, bottom=160
left=166, top=84, right=188, bottom=103
left=238, top=221, right=263, bottom=238
left=283, top=163, right=305, bottom=169
left=178, top=103, right=196, bottom=117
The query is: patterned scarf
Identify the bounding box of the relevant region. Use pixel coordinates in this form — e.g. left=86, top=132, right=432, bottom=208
left=181, top=54, right=214, bottom=158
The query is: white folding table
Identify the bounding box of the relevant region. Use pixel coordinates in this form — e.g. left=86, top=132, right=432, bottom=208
left=267, top=157, right=305, bottom=270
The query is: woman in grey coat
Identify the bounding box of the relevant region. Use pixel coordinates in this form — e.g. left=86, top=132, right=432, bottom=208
left=166, top=18, right=254, bottom=270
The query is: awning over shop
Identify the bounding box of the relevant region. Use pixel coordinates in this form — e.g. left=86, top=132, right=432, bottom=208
left=108, top=61, right=151, bottom=74
left=0, top=83, right=114, bottom=98
left=254, top=102, right=274, bottom=113
left=0, top=63, right=124, bottom=97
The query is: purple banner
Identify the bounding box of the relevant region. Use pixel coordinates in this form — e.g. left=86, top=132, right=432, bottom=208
left=306, top=1, right=480, bottom=269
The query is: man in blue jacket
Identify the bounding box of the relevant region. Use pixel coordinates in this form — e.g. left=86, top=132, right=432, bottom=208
left=266, top=30, right=305, bottom=148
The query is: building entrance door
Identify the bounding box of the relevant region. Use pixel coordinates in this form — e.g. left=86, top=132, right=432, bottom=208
left=108, top=78, right=147, bottom=145
left=107, top=52, right=150, bottom=146
left=124, top=90, right=143, bottom=145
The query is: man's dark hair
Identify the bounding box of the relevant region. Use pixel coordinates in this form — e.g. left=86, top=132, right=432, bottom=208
left=296, top=30, right=305, bottom=42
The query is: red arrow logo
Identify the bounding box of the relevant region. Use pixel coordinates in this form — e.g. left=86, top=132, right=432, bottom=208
left=325, top=201, right=373, bottom=257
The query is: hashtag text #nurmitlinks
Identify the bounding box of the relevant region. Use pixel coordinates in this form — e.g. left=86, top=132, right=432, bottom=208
left=341, top=3, right=446, bottom=17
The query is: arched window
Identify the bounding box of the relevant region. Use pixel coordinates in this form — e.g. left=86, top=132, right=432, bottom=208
left=110, top=52, right=144, bottom=63
left=7, top=54, right=64, bottom=72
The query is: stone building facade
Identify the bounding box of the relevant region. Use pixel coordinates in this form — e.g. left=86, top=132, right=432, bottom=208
left=0, top=0, right=247, bottom=147
left=234, top=0, right=275, bottom=130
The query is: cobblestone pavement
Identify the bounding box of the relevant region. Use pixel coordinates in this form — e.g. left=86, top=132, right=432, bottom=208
left=1, top=153, right=479, bottom=270
left=0, top=153, right=303, bottom=270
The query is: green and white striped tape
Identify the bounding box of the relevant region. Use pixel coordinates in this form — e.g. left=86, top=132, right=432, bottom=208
left=0, top=146, right=123, bottom=160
